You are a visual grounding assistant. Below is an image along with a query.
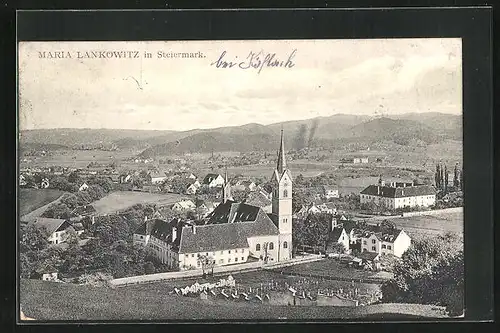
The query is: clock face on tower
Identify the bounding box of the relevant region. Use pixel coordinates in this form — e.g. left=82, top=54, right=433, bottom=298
left=284, top=182, right=288, bottom=187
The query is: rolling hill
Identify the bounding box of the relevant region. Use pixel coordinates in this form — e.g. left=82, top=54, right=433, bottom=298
left=19, top=112, right=462, bottom=156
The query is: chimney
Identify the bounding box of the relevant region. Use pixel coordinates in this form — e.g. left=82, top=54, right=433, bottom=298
left=192, top=225, right=196, bottom=234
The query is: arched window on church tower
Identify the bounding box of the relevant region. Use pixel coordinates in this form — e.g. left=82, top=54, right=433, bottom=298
left=269, top=242, right=274, bottom=250
left=283, top=241, right=288, bottom=248
left=283, top=189, right=288, bottom=198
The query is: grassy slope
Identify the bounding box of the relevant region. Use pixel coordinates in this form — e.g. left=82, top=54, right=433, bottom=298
left=91, top=191, right=185, bottom=215
left=20, top=279, right=447, bottom=321
left=19, top=188, right=65, bottom=216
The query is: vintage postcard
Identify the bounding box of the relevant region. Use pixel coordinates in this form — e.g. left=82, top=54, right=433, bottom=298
left=18, top=39, right=464, bottom=321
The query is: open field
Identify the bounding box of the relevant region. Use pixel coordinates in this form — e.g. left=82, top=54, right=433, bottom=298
left=19, top=188, right=65, bottom=216
left=20, top=279, right=447, bottom=321
left=91, top=191, right=186, bottom=215
left=368, top=211, right=463, bottom=242
left=20, top=149, right=140, bottom=169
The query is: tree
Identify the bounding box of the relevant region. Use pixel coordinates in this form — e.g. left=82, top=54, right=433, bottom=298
left=453, top=164, right=460, bottom=188
left=381, top=233, right=464, bottom=316
left=444, top=165, right=449, bottom=193
left=68, top=171, right=81, bottom=184
left=327, top=242, right=346, bottom=254
left=435, top=164, right=441, bottom=188
left=42, top=202, right=71, bottom=219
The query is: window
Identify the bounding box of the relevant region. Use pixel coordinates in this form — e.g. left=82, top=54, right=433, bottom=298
left=269, top=242, right=274, bottom=250
left=382, top=252, right=386, bottom=256
left=256, top=244, right=261, bottom=251
left=372, top=246, right=376, bottom=251
left=140, top=235, right=143, bottom=239
left=241, top=257, right=244, bottom=261
left=283, top=218, right=287, bottom=223
left=228, top=258, right=231, bottom=263
left=363, top=241, right=367, bottom=245
left=387, top=245, right=392, bottom=250
left=191, top=254, right=195, bottom=257
left=372, top=239, right=376, bottom=244
left=220, top=259, right=224, bottom=264
left=283, top=189, right=288, bottom=198
left=228, top=250, right=231, bottom=254
left=382, top=245, right=386, bottom=249
left=283, top=241, right=288, bottom=249
left=235, top=257, right=238, bottom=262
left=241, top=249, right=244, bottom=253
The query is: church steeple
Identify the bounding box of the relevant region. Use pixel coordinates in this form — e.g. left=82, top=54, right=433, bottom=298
left=277, top=129, right=286, bottom=175
left=222, top=167, right=232, bottom=203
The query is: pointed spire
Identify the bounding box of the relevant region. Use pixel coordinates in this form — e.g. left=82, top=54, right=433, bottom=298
left=277, top=129, right=286, bottom=174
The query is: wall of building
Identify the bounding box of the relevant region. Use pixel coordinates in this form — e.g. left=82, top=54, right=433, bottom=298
left=48, top=230, right=68, bottom=245
left=179, top=248, right=250, bottom=270
left=360, top=194, right=436, bottom=209
left=361, top=234, right=381, bottom=253
left=247, top=235, right=281, bottom=263
left=393, top=231, right=412, bottom=257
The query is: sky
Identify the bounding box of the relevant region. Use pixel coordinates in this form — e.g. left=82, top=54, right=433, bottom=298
left=18, top=39, right=462, bottom=131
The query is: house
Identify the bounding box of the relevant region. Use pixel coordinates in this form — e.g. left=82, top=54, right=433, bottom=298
left=202, top=173, right=225, bottom=188
left=171, top=199, right=197, bottom=213
left=323, top=185, right=339, bottom=199
left=359, top=226, right=411, bottom=257
left=360, top=181, right=436, bottom=209
left=325, top=227, right=350, bottom=255
left=150, top=171, right=167, bottom=184
left=186, top=180, right=202, bottom=195
left=306, top=203, right=336, bottom=215
left=186, top=183, right=198, bottom=195
left=119, top=174, right=133, bottom=183
left=340, top=157, right=369, bottom=164
left=19, top=174, right=27, bottom=186
left=357, top=251, right=381, bottom=270
left=241, top=180, right=257, bottom=192
left=134, top=130, right=293, bottom=270
left=244, top=190, right=272, bottom=213
left=79, top=183, right=89, bottom=191
left=195, top=200, right=219, bottom=217
left=31, top=217, right=74, bottom=245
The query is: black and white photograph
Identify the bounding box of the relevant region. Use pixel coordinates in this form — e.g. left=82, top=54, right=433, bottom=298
left=17, top=37, right=467, bottom=321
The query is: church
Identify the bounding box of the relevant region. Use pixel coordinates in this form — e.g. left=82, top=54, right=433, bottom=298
left=133, top=130, right=293, bottom=270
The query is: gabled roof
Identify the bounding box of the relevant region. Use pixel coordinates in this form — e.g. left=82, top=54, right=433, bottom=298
left=178, top=223, right=249, bottom=254
left=328, top=227, right=345, bottom=242
left=32, top=218, right=69, bottom=235
left=244, top=191, right=272, bottom=208
left=360, top=185, right=436, bottom=198
left=203, top=173, right=223, bottom=184
left=206, top=200, right=279, bottom=237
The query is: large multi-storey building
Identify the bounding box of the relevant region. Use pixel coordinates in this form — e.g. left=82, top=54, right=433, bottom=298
left=360, top=179, right=436, bottom=209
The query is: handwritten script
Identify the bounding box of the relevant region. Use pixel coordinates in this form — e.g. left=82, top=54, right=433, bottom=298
left=210, top=49, right=297, bottom=73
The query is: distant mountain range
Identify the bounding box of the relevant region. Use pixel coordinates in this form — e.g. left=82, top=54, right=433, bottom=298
left=19, top=112, right=462, bottom=156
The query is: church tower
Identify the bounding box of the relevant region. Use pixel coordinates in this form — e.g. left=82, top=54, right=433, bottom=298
left=271, top=130, right=293, bottom=260
left=222, top=168, right=232, bottom=204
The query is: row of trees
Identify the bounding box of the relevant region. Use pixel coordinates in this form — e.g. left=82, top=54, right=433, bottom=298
left=381, top=232, right=464, bottom=316
left=435, top=163, right=463, bottom=193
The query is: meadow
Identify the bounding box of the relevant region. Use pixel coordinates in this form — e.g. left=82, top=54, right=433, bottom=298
left=19, top=279, right=447, bottom=321
left=379, top=211, right=464, bottom=241
left=19, top=188, right=65, bottom=216
left=91, top=191, right=186, bottom=215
